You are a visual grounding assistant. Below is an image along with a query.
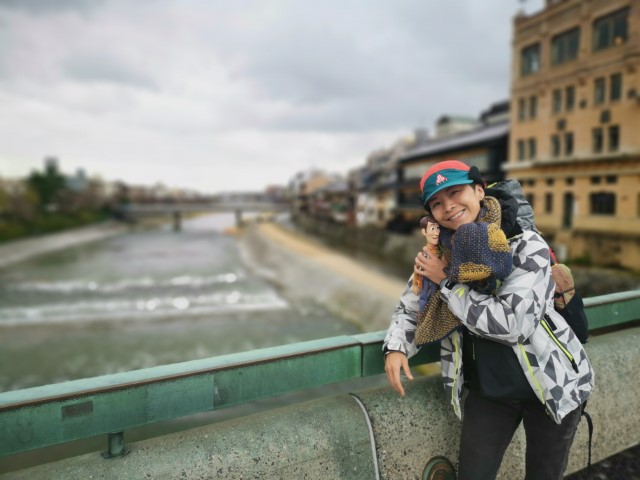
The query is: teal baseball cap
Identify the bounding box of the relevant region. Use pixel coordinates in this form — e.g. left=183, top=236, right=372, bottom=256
left=419, top=160, right=473, bottom=206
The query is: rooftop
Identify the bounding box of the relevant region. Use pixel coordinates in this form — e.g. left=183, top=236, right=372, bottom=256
left=400, top=121, right=509, bottom=163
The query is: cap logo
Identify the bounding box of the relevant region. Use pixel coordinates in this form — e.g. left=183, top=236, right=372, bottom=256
left=435, top=174, right=448, bottom=185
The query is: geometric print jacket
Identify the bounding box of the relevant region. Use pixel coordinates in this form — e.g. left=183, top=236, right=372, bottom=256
left=383, top=230, right=594, bottom=424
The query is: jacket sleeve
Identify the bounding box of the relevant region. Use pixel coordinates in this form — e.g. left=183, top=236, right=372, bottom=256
left=383, top=275, right=421, bottom=358
left=439, top=230, right=554, bottom=346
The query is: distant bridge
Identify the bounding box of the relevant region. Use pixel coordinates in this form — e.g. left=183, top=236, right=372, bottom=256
left=118, top=201, right=290, bottom=230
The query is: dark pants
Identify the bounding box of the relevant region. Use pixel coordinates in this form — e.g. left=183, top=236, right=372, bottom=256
left=458, top=390, right=582, bottom=480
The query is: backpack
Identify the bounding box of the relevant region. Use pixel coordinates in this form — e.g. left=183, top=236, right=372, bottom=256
left=550, top=250, right=589, bottom=343
left=487, top=180, right=589, bottom=343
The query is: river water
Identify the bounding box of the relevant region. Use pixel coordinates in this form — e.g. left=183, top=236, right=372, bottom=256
left=0, top=214, right=361, bottom=393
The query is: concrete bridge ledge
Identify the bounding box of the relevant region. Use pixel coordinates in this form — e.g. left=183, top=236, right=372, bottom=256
left=7, top=328, right=640, bottom=479
left=7, top=395, right=378, bottom=480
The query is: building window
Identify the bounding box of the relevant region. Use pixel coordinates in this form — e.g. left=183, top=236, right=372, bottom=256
left=518, top=98, right=526, bottom=121
left=528, top=138, right=537, bottom=159
left=546, top=178, right=554, bottom=186
left=552, top=89, right=563, bottom=113
left=551, top=135, right=561, bottom=157
left=529, top=96, right=537, bottom=119
left=517, top=140, right=526, bottom=161
left=590, top=192, right=616, bottom=215
left=566, top=177, right=574, bottom=185
left=594, top=78, right=606, bottom=105
left=592, top=128, right=604, bottom=153
left=526, top=193, right=535, bottom=209
left=606, top=175, right=617, bottom=184
left=591, top=176, right=601, bottom=184
left=593, top=8, right=629, bottom=52
left=521, top=43, right=541, bottom=76
left=545, top=193, right=554, bottom=213
left=610, top=73, right=622, bottom=102
left=564, top=132, right=574, bottom=156
left=565, top=86, right=575, bottom=111
left=608, top=125, right=619, bottom=151
left=552, top=27, right=580, bottom=65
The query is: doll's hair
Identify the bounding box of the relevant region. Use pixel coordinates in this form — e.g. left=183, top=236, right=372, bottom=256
left=419, top=214, right=437, bottom=229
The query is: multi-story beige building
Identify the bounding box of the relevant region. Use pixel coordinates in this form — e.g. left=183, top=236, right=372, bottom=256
left=507, top=0, right=640, bottom=270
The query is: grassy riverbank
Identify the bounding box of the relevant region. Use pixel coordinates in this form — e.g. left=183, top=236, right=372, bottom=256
left=0, top=212, right=111, bottom=243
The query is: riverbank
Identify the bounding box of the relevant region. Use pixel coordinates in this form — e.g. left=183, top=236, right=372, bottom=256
left=238, top=222, right=407, bottom=333
left=0, top=221, right=129, bottom=270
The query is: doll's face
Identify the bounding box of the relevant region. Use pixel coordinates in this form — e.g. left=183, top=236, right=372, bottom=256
left=421, top=222, right=440, bottom=245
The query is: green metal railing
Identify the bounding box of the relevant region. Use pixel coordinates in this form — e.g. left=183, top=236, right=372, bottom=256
left=1, top=290, right=639, bottom=459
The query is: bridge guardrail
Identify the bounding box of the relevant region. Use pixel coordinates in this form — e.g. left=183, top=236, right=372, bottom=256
left=1, top=290, right=639, bottom=459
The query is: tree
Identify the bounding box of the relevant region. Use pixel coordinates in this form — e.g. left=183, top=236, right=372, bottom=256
left=27, top=158, right=66, bottom=211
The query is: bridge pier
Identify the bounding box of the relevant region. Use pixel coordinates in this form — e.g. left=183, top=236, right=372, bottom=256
left=235, top=209, right=243, bottom=228
left=173, top=211, right=182, bottom=232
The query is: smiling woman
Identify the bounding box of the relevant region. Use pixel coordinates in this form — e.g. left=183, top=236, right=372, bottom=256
left=383, top=159, right=594, bottom=480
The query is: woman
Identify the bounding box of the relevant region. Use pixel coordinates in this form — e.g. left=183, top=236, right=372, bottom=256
left=383, top=160, right=594, bottom=480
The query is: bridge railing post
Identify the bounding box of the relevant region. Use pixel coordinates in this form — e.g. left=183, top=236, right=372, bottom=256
left=102, top=431, right=129, bottom=459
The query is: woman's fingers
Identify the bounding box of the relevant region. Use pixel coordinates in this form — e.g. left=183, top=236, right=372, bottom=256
left=401, top=355, right=414, bottom=381
left=385, top=352, right=413, bottom=397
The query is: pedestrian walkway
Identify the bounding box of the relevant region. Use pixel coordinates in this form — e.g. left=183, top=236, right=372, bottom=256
left=565, top=443, right=640, bottom=479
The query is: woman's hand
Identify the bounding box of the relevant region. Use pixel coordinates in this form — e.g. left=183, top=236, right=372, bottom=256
left=384, top=351, right=413, bottom=397
left=414, top=247, right=448, bottom=285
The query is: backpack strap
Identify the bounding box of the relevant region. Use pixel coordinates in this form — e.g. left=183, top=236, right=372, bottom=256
left=581, top=401, right=594, bottom=470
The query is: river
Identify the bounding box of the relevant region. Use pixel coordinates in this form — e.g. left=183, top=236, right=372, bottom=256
left=0, top=214, right=361, bottom=393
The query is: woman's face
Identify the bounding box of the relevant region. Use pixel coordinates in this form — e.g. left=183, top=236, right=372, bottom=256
left=427, top=184, right=484, bottom=231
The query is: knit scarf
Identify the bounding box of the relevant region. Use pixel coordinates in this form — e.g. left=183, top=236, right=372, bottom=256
left=414, top=196, right=513, bottom=347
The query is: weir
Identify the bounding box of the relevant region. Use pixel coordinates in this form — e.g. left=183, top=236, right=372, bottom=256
left=1, top=290, right=639, bottom=479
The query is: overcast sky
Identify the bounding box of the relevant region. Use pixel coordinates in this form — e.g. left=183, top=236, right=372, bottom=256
left=0, top=0, right=544, bottom=193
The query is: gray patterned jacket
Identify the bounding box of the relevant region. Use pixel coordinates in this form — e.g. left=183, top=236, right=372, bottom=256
left=383, top=229, right=594, bottom=424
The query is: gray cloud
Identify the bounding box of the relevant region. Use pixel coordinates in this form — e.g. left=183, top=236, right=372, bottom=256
left=0, top=0, right=545, bottom=192
left=63, top=53, right=158, bottom=90
left=0, top=0, right=105, bottom=15
left=223, top=1, right=517, bottom=132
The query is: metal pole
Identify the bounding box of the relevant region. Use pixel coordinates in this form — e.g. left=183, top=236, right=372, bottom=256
left=102, top=431, right=129, bottom=459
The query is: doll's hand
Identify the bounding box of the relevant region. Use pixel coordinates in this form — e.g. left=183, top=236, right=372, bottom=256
left=414, top=247, right=447, bottom=285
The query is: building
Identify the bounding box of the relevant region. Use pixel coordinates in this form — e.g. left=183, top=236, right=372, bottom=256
left=288, top=169, right=338, bottom=217
left=395, top=101, right=509, bottom=230
left=507, top=0, right=640, bottom=269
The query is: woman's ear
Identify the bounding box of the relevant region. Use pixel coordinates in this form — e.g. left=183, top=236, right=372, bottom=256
left=475, top=184, right=485, bottom=200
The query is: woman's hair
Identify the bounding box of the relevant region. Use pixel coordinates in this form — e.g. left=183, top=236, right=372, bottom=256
left=467, top=166, right=485, bottom=187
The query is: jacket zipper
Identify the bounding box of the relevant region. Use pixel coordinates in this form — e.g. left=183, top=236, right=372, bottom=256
left=518, top=344, right=545, bottom=404
left=541, top=318, right=579, bottom=373
left=451, top=334, right=460, bottom=417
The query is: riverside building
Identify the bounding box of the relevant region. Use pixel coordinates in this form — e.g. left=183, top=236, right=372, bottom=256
left=507, top=0, right=640, bottom=269
left=395, top=102, right=509, bottom=228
